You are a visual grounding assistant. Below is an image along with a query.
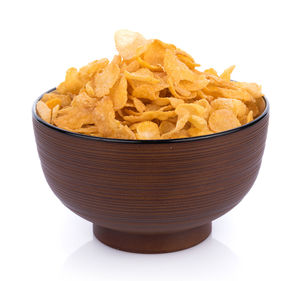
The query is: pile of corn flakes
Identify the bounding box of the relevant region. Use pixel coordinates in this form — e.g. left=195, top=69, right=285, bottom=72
left=37, top=30, right=265, bottom=140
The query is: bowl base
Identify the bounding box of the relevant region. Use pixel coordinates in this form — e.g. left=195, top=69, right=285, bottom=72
left=93, top=223, right=212, bottom=253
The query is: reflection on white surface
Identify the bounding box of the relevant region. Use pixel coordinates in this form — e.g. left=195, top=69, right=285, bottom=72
left=62, top=234, right=239, bottom=281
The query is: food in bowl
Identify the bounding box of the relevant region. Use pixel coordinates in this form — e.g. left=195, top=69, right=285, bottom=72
left=36, top=30, right=265, bottom=140
left=32, top=32, right=269, bottom=252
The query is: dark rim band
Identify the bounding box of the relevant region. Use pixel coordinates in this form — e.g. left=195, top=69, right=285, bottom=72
left=32, top=88, right=269, bottom=144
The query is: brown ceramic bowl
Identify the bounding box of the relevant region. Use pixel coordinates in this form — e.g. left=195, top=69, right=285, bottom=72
left=32, top=90, right=269, bottom=253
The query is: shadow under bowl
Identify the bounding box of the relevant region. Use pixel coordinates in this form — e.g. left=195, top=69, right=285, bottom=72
left=32, top=91, right=269, bottom=253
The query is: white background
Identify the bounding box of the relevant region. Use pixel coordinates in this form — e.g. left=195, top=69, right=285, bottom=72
left=1, top=0, right=299, bottom=280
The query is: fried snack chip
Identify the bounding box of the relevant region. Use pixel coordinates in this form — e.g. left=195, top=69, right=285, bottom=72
left=37, top=30, right=265, bottom=139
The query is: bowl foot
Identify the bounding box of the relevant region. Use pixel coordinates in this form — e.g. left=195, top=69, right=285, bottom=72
left=93, top=222, right=212, bottom=253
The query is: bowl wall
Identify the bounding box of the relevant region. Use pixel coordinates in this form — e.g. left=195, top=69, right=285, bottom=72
left=33, top=108, right=269, bottom=235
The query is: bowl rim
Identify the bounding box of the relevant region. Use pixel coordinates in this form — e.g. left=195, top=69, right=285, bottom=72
left=32, top=88, right=269, bottom=144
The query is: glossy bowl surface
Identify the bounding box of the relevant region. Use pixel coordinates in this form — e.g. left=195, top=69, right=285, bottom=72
left=33, top=91, right=269, bottom=253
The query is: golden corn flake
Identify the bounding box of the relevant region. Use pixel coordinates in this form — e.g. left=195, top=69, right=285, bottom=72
left=245, top=100, right=260, bottom=117
left=194, top=99, right=212, bottom=119
left=220, top=65, right=235, bottom=81
left=168, top=98, right=185, bottom=108
left=145, top=103, right=161, bottom=112
left=37, top=101, right=51, bottom=123
left=46, top=97, right=61, bottom=109
left=178, top=77, right=209, bottom=91
left=137, top=40, right=169, bottom=72
left=37, top=30, right=265, bottom=140
left=164, top=49, right=196, bottom=85
left=54, top=107, right=93, bottom=130
left=132, top=97, right=146, bottom=113
left=189, top=115, right=208, bottom=130
left=124, top=110, right=176, bottom=123
left=94, top=58, right=120, bottom=98
left=137, top=56, right=162, bottom=72
left=93, top=96, right=135, bottom=139
left=256, top=97, right=266, bottom=114
left=114, top=29, right=147, bottom=60
left=121, top=59, right=140, bottom=72
left=110, top=76, right=128, bottom=110
left=188, top=127, right=213, bottom=137
left=136, top=121, right=160, bottom=140
left=211, top=98, right=247, bottom=118
left=204, top=68, right=218, bottom=76
left=246, top=111, right=254, bottom=123
left=79, top=59, right=109, bottom=81
left=235, top=82, right=262, bottom=99
left=73, top=126, right=99, bottom=135
left=209, top=109, right=241, bottom=133
left=124, top=68, right=160, bottom=84
left=51, top=104, right=60, bottom=123
left=41, top=92, right=71, bottom=107
left=132, top=79, right=167, bottom=100
left=176, top=53, right=200, bottom=69
left=162, top=129, right=189, bottom=139
left=176, top=103, right=206, bottom=117
left=57, top=67, right=83, bottom=95
left=159, top=120, right=176, bottom=135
